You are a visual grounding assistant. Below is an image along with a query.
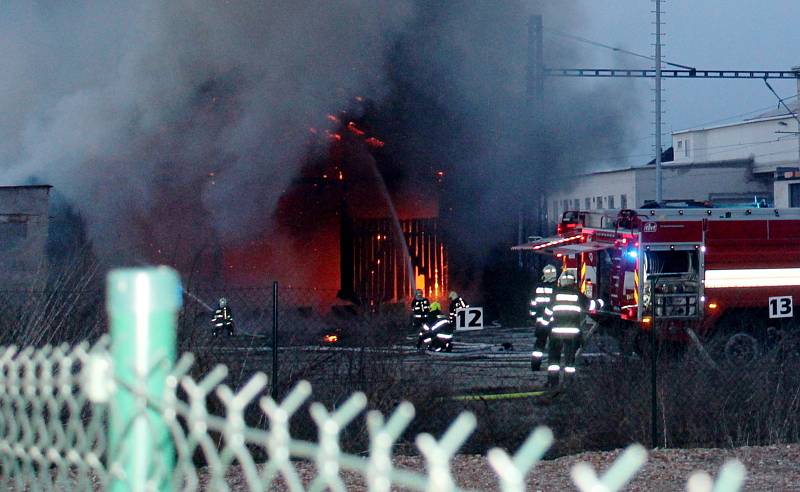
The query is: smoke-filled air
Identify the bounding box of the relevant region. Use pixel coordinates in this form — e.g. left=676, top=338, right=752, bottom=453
left=0, top=0, right=640, bottom=290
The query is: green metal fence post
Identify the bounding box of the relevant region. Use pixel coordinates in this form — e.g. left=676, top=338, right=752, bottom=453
left=107, top=267, right=182, bottom=492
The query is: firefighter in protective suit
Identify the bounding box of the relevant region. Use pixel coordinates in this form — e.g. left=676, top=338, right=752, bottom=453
left=547, top=272, right=585, bottom=387
left=418, top=301, right=454, bottom=352
left=530, top=264, right=557, bottom=371
left=448, top=291, right=466, bottom=326
left=411, top=289, right=430, bottom=331
left=211, top=297, right=235, bottom=337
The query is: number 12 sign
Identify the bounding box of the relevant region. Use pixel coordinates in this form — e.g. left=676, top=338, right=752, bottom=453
left=769, top=296, right=793, bottom=319
left=456, top=307, right=484, bottom=331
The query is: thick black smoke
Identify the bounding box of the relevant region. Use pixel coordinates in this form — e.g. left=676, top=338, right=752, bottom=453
left=1, top=0, right=412, bottom=267
left=370, top=1, right=641, bottom=297
left=1, top=1, right=639, bottom=293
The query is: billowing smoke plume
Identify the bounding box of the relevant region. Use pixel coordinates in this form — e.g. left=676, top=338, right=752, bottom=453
left=1, top=1, right=639, bottom=294
left=370, top=1, right=641, bottom=293
left=1, top=0, right=412, bottom=270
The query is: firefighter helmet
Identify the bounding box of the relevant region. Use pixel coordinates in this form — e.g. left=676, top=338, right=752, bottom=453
left=414, top=289, right=424, bottom=298
left=430, top=301, right=441, bottom=312
left=542, top=264, right=558, bottom=282
left=219, top=297, right=227, bottom=307
left=448, top=291, right=459, bottom=300
left=558, top=272, right=577, bottom=287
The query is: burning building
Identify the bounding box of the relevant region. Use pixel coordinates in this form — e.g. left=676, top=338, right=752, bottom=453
left=218, top=111, right=448, bottom=308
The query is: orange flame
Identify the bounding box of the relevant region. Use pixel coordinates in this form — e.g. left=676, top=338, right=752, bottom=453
left=347, top=121, right=366, bottom=137
left=365, top=137, right=384, bottom=148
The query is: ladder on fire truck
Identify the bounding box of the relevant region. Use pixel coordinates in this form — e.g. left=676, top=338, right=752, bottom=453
left=579, top=207, right=800, bottom=228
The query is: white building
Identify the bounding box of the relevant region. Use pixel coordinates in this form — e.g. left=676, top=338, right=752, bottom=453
left=549, top=157, right=768, bottom=222
left=548, top=71, right=800, bottom=225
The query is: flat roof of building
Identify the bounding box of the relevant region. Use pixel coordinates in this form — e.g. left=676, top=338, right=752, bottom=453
left=0, top=185, right=52, bottom=190
left=574, top=157, right=753, bottom=177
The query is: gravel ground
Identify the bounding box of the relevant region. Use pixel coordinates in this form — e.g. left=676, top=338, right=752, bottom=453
left=206, top=444, right=800, bottom=491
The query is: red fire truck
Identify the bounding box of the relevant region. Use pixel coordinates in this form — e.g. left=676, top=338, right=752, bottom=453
left=515, top=206, right=800, bottom=364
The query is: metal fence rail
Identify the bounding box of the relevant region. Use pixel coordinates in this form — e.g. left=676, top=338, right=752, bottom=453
left=0, top=268, right=749, bottom=491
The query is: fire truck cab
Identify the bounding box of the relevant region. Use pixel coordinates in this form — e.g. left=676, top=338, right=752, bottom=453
left=515, top=205, right=800, bottom=364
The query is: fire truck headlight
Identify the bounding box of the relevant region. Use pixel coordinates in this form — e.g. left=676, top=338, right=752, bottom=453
left=626, top=250, right=638, bottom=260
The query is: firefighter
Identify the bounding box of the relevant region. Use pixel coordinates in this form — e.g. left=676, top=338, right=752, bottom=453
left=530, top=264, right=557, bottom=371
left=418, top=301, right=453, bottom=351
left=448, top=291, right=467, bottom=326
left=412, top=289, right=430, bottom=330
left=211, top=297, right=235, bottom=337
left=547, top=271, right=585, bottom=387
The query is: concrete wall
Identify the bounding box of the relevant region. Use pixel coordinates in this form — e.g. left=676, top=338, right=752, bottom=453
left=0, top=186, right=51, bottom=288
left=774, top=179, right=792, bottom=207
left=672, top=117, right=800, bottom=173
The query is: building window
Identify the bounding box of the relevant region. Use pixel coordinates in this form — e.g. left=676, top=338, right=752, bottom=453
left=553, top=200, right=559, bottom=219
left=596, top=196, right=603, bottom=209
left=620, top=194, right=628, bottom=209
left=791, top=184, right=800, bottom=208
left=584, top=197, right=591, bottom=210
left=607, top=195, right=615, bottom=209
left=683, top=139, right=689, bottom=157
left=573, top=199, right=580, bottom=209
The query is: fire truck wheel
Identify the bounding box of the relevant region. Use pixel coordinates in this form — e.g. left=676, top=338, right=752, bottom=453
left=723, top=333, right=759, bottom=366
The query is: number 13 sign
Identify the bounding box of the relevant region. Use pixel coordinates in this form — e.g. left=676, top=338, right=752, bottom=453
left=769, top=296, right=793, bottom=319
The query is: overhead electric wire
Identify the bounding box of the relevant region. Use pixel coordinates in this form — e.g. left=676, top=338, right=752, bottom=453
left=762, top=78, right=800, bottom=131
left=590, top=136, right=792, bottom=165
left=571, top=97, right=799, bottom=159
left=678, top=95, right=798, bottom=130
left=543, top=27, right=695, bottom=70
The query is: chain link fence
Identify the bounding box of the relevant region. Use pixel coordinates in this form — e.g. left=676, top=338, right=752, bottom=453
left=0, top=266, right=749, bottom=491
left=0, top=270, right=797, bottom=486
left=553, top=285, right=800, bottom=454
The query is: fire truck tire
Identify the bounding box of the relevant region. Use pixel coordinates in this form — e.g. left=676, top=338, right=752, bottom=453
left=722, top=333, right=759, bottom=366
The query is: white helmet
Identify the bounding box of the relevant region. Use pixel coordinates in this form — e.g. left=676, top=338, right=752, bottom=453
left=542, top=265, right=557, bottom=282
left=449, top=291, right=459, bottom=300
left=219, top=297, right=228, bottom=307
left=558, top=272, right=576, bottom=287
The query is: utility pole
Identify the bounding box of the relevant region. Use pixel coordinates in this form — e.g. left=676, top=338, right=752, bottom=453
left=520, top=14, right=545, bottom=267
left=654, top=0, right=663, bottom=203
